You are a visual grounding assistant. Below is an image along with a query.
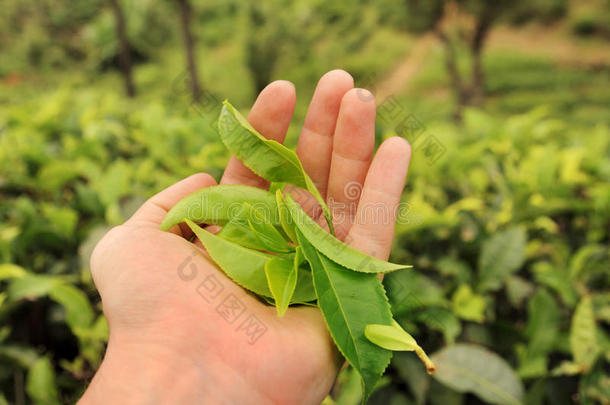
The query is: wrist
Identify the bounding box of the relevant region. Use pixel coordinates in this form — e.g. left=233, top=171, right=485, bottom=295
left=78, top=331, right=216, bottom=405
left=79, top=326, right=280, bottom=405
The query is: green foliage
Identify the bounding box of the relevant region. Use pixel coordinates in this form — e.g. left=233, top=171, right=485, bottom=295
left=265, top=256, right=298, bottom=316
left=160, top=184, right=279, bottom=231
left=431, top=344, right=524, bottom=405
left=26, top=356, right=61, bottom=405
left=477, top=226, right=526, bottom=292
left=218, top=101, right=333, bottom=231
left=284, top=195, right=410, bottom=274
left=186, top=218, right=274, bottom=297
left=297, top=229, right=394, bottom=402
left=1, top=1, right=609, bottom=403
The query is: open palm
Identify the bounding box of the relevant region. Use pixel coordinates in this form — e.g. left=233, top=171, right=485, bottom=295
left=82, top=70, right=411, bottom=405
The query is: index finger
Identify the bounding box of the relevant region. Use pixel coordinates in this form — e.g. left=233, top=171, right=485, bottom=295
left=220, top=80, right=296, bottom=188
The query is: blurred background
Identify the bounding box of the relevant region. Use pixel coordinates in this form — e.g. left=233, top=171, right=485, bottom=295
left=1, top=0, right=609, bottom=404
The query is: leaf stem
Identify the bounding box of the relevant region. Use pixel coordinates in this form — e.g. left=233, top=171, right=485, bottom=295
left=415, top=346, right=436, bottom=375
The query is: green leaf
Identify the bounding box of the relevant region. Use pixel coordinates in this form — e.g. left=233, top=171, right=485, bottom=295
left=49, top=283, right=94, bottom=330
left=334, top=366, right=363, bottom=405
left=217, top=202, right=292, bottom=252
left=550, top=361, right=583, bottom=376
left=160, top=185, right=279, bottom=231
left=296, top=229, right=393, bottom=402
left=285, top=195, right=410, bottom=273
left=412, top=307, right=462, bottom=345
left=525, top=288, right=559, bottom=355
left=365, top=320, right=436, bottom=374
left=431, top=344, right=524, bottom=405
left=517, top=288, right=560, bottom=378
left=7, top=274, right=93, bottom=331
left=217, top=205, right=269, bottom=251
left=393, top=352, right=430, bottom=405
left=505, top=276, right=534, bottom=308
left=531, top=261, right=578, bottom=308
left=365, top=321, right=417, bottom=351
left=592, top=293, right=610, bottom=323
left=218, top=101, right=333, bottom=233
left=0, top=263, right=27, bottom=280
left=570, top=295, right=599, bottom=370
left=26, top=356, right=61, bottom=405
left=245, top=203, right=293, bottom=253
left=41, top=204, right=78, bottom=238
left=275, top=189, right=297, bottom=242
left=8, top=275, right=63, bottom=300
left=478, top=226, right=527, bottom=292
left=451, top=284, right=486, bottom=323
left=185, top=219, right=272, bottom=297
left=265, top=257, right=298, bottom=316
left=0, top=344, right=39, bottom=368
left=291, top=249, right=317, bottom=303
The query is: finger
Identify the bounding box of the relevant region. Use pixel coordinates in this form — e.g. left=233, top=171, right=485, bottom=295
left=127, top=173, right=217, bottom=236
left=296, top=70, right=353, bottom=198
left=346, top=137, right=411, bottom=260
left=326, top=88, right=376, bottom=240
left=220, top=80, right=296, bottom=187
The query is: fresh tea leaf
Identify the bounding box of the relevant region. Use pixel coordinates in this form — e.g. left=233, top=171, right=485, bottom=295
left=365, top=320, right=436, bottom=374
left=291, top=249, right=317, bottom=303
left=525, top=288, right=559, bottom=355
left=296, top=229, right=393, bottom=402
left=285, top=195, right=409, bottom=274
left=275, top=189, right=297, bottom=243
left=218, top=101, right=333, bottom=233
left=49, top=283, right=94, bottom=330
left=478, top=226, right=527, bottom=292
left=26, top=356, right=61, bottom=405
left=431, top=344, right=524, bottom=405
left=8, top=275, right=63, bottom=300
left=217, top=202, right=292, bottom=253
left=0, top=263, right=27, bottom=280
left=186, top=219, right=272, bottom=297
left=216, top=205, right=268, bottom=251
left=265, top=257, right=298, bottom=316
left=365, top=321, right=417, bottom=351
left=245, top=203, right=293, bottom=253
left=160, top=185, right=279, bottom=231
left=570, top=295, right=599, bottom=370
left=451, top=284, right=486, bottom=323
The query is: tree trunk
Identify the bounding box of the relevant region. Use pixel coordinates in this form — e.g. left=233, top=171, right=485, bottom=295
left=109, top=0, right=135, bottom=97
left=436, top=29, right=467, bottom=120
left=469, top=10, right=493, bottom=107
left=176, top=0, right=201, bottom=102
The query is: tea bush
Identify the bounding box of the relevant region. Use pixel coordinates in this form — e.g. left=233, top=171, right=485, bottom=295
left=1, top=83, right=608, bottom=404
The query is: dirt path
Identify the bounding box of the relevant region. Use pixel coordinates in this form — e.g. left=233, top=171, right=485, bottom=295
left=374, top=24, right=610, bottom=98
left=374, top=33, right=437, bottom=101
left=488, top=24, right=610, bottom=66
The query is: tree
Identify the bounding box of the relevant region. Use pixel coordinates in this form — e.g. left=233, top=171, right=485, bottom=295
left=244, top=2, right=284, bottom=95
left=109, top=0, right=135, bottom=97
left=403, top=0, right=566, bottom=119
left=175, top=0, right=201, bottom=102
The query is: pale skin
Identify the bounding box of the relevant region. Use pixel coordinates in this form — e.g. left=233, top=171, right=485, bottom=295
left=78, top=70, right=411, bottom=405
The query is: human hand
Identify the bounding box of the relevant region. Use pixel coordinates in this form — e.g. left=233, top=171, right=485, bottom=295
left=79, top=70, right=411, bottom=405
